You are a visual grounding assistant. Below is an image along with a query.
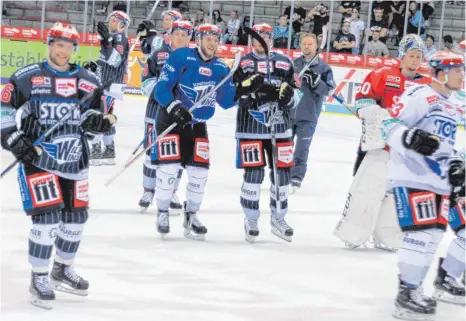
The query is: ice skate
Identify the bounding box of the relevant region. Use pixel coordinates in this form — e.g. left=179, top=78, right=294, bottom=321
left=30, top=272, right=55, bottom=310
left=433, top=258, right=465, bottom=305
left=139, top=189, right=154, bottom=213
left=393, top=280, right=436, bottom=321
left=270, top=216, right=293, bottom=242
left=89, top=141, right=102, bottom=166
left=183, top=201, right=207, bottom=241
left=289, top=180, right=301, bottom=195
left=244, top=217, right=259, bottom=243
left=100, top=142, right=116, bottom=165
left=50, top=261, right=89, bottom=296
left=169, top=192, right=182, bottom=216
left=157, top=210, right=170, bottom=240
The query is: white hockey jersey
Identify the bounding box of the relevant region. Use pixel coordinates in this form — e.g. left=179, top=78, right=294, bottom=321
left=383, top=85, right=464, bottom=195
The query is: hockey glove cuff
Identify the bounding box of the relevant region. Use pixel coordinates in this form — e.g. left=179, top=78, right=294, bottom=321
left=448, top=160, right=465, bottom=187
left=5, top=130, right=41, bottom=165
left=278, top=82, right=295, bottom=110
left=81, top=111, right=117, bottom=133
left=234, top=74, right=265, bottom=101
left=166, top=100, right=193, bottom=127
left=302, top=69, right=321, bottom=89
left=402, top=127, right=440, bottom=156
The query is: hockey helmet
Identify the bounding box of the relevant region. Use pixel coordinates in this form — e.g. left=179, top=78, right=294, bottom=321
left=47, top=22, right=79, bottom=52
left=428, top=50, right=465, bottom=71
left=195, top=23, right=221, bottom=40
left=171, top=20, right=194, bottom=36
left=398, top=34, right=425, bottom=59
left=106, top=11, right=131, bottom=28
left=252, top=23, right=274, bottom=38
left=162, top=10, right=182, bottom=21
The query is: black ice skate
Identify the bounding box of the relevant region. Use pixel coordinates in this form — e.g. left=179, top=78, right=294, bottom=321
left=89, top=141, right=102, bottom=166
left=50, top=261, right=89, bottom=296
left=30, top=272, right=55, bottom=310
left=433, top=258, right=465, bottom=305
left=244, top=218, right=259, bottom=243
left=100, top=142, right=116, bottom=165
left=169, top=192, right=182, bottom=216
left=397, top=276, right=437, bottom=308
left=270, top=216, right=293, bottom=242
left=393, top=280, right=436, bottom=321
left=157, top=210, right=170, bottom=239
left=139, top=189, right=154, bottom=213
left=183, top=201, right=207, bottom=241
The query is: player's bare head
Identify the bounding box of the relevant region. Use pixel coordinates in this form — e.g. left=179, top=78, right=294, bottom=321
left=46, top=23, right=79, bottom=70
left=399, top=34, right=425, bottom=73
left=251, top=24, right=273, bottom=55
left=300, top=33, right=317, bottom=57
left=170, top=20, right=193, bottom=49
left=429, top=51, right=465, bottom=90
left=196, top=24, right=221, bottom=60
left=107, top=11, right=130, bottom=33
left=162, top=10, right=182, bottom=31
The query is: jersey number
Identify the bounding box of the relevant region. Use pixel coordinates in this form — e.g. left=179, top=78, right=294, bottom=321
left=1, top=83, right=14, bottom=103
left=357, top=82, right=371, bottom=95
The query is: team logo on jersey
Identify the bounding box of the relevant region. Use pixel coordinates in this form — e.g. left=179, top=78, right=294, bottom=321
left=275, top=61, right=291, bottom=71
left=27, top=172, right=62, bottom=208
left=239, top=141, right=264, bottom=167
left=55, top=78, right=77, bottom=98
left=31, top=77, right=51, bottom=87
left=41, top=135, right=83, bottom=165
left=180, top=83, right=217, bottom=107
left=78, top=79, right=97, bottom=93
left=158, top=52, right=169, bottom=60
left=199, top=67, right=212, bottom=77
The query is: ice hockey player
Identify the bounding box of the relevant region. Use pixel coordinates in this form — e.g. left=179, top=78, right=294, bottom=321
left=233, top=23, right=298, bottom=243
left=138, top=20, right=193, bottom=214
left=333, top=34, right=431, bottom=251
left=137, top=10, right=182, bottom=57
left=152, top=24, right=236, bottom=240
left=89, top=11, right=130, bottom=165
left=0, top=22, right=116, bottom=309
left=382, top=50, right=464, bottom=320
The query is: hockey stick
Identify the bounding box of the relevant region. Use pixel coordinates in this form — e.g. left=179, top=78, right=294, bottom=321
left=124, top=127, right=153, bottom=163
left=129, top=0, right=161, bottom=54
left=0, top=79, right=114, bottom=179
left=243, top=26, right=282, bottom=211
left=104, top=50, right=243, bottom=187
left=331, top=93, right=358, bottom=117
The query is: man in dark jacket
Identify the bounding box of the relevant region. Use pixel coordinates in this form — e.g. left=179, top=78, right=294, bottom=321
left=291, top=33, right=335, bottom=193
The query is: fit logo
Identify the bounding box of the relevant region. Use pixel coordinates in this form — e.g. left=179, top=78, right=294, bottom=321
left=27, top=173, right=62, bottom=208
left=239, top=141, right=263, bottom=167
left=410, top=192, right=437, bottom=226
left=157, top=134, right=180, bottom=161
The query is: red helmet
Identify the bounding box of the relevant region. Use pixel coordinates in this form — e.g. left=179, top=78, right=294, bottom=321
left=171, top=20, right=194, bottom=36
left=195, top=23, right=221, bottom=39
left=107, top=11, right=131, bottom=27
left=162, top=10, right=182, bottom=21
left=252, top=23, right=274, bottom=38
left=429, top=50, right=465, bottom=70
left=47, top=22, right=79, bottom=50
left=460, top=40, right=465, bottom=50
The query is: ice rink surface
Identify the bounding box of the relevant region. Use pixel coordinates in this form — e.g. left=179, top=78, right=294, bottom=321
left=1, top=96, right=464, bottom=321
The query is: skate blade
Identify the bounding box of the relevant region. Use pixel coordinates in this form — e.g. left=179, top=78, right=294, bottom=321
left=89, top=159, right=101, bottom=166
left=140, top=206, right=149, bottom=213
left=100, top=159, right=116, bottom=166
left=245, top=234, right=257, bottom=244
left=51, top=281, right=88, bottom=297
left=271, top=228, right=292, bottom=242
left=30, top=295, right=53, bottom=310
left=159, top=232, right=169, bottom=240
left=392, top=303, right=435, bottom=321
left=183, top=229, right=205, bottom=241
left=373, top=243, right=398, bottom=252
left=433, top=289, right=465, bottom=305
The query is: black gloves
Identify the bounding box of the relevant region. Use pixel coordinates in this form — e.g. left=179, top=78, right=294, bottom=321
left=302, top=69, right=321, bottom=89
left=3, top=130, right=40, bottom=165
left=448, top=160, right=465, bottom=188
left=234, top=74, right=264, bottom=101
left=82, top=112, right=117, bottom=133
left=97, top=21, right=111, bottom=47
left=402, top=128, right=440, bottom=156
left=137, top=20, right=157, bottom=39
left=278, top=82, right=295, bottom=110
left=83, top=61, right=98, bottom=73
left=166, top=100, right=192, bottom=127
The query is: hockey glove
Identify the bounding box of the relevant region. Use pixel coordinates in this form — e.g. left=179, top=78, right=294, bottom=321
left=166, top=100, right=193, bottom=127
left=448, top=160, right=465, bottom=187
left=3, top=130, right=40, bottom=165
left=278, top=82, right=295, bottom=110
left=82, top=112, right=117, bottom=133
left=20, top=114, right=42, bottom=141
left=450, top=184, right=465, bottom=209
left=97, top=22, right=111, bottom=47
left=302, top=69, right=321, bottom=89
left=137, top=20, right=157, bottom=39
left=402, top=127, right=440, bottom=156
left=83, top=61, right=98, bottom=73
left=234, top=74, right=264, bottom=101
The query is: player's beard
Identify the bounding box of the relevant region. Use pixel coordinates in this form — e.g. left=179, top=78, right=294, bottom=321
left=49, top=53, right=70, bottom=70
left=200, top=43, right=217, bottom=60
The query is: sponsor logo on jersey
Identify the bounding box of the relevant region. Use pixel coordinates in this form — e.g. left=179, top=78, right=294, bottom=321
left=444, top=103, right=456, bottom=116
left=241, top=59, right=253, bottom=69
left=26, top=172, right=62, bottom=208
left=157, top=52, right=169, bottom=60
left=31, top=76, right=51, bottom=87
left=31, top=88, right=52, bottom=95
left=187, top=56, right=196, bottom=61
left=13, top=64, right=40, bottom=78
left=194, top=138, right=209, bottom=163
left=40, top=102, right=80, bottom=124
left=78, top=79, right=97, bottom=93
left=275, top=61, right=291, bottom=71
left=386, top=82, right=400, bottom=89
left=426, top=95, right=440, bottom=104
left=157, top=134, right=180, bottom=160
left=55, top=78, right=77, bottom=98
left=277, top=142, right=294, bottom=167
left=387, top=75, right=401, bottom=83
left=165, top=64, right=175, bottom=72
left=239, top=141, right=264, bottom=167
left=434, top=118, right=457, bottom=139
left=404, top=80, right=418, bottom=89
left=199, top=67, right=212, bottom=77
left=293, top=73, right=301, bottom=88
left=257, top=61, right=274, bottom=74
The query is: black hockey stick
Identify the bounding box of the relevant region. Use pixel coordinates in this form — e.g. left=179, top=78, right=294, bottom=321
left=0, top=78, right=114, bottom=179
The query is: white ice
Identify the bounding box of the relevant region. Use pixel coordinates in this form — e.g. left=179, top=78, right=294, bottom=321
left=1, top=96, right=464, bottom=321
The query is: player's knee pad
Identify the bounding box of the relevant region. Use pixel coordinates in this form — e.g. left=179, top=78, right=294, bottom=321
left=398, top=229, right=436, bottom=286
left=442, top=228, right=466, bottom=278
left=155, top=163, right=180, bottom=210
left=240, top=168, right=264, bottom=220
left=29, top=211, right=61, bottom=271
left=185, top=166, right=208, bottom=213
left=55, top=211, right=88, bottom=264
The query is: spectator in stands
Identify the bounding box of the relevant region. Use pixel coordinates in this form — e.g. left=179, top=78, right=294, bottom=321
left=338, top=1, right=361, bottom=24
left=237, top=15, right=254, bottom=46
left=222, top=10, right=240, bottom=45
left=193, top=9, right=206, bottom=28
left=443, top=35, right=463, bottom=54
left=366, top=7, right=389, bottom=43
left=212, top=10, right=225, bottom=33
left=284, top=0, right=307, bottom=47
left=350, top=8, right=365, bottom=54
left=273, top=15, right=295, bottom=49
left=389, top=1, right=406, bottom=41
left=424, top=34, right=437, bottom=59
left=307, top=3, right=330, bottom=40
left=333, top=20, right=356, bottom=54
left=372, top=1, right=392, bottom=25
left=407, top=1, right=425, bottom=38
left=363, top=27, right=389, bottom=57
left=181, top=8, right=192, bottom=23
left=421, top=1, right=435, bottom=27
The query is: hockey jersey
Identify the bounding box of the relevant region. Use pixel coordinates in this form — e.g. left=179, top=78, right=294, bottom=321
left=154, top=47, right=236, bottom=123
left=383, top=85, right=464, bottom=195
left=0, top=62, right=103, bottom=180
left=97, top=31, right=129, bottom=84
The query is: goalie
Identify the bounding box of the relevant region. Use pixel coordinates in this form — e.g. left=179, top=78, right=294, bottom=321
left=333, top=34, right=431, bottom=251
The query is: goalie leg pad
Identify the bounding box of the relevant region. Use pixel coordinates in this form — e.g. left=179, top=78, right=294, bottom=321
left=333, top=149, right=389, bottom=247
left=372, top=193, right=404, bottom=250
